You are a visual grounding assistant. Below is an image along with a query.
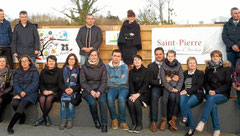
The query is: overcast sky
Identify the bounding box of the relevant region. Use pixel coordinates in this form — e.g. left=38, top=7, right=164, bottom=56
left=1, top=0, right=240, bottom=24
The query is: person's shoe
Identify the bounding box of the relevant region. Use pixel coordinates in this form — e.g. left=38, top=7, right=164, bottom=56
left=45, top=116, right=52, bottom=126
left=128, top=125, right=137, bottom=133
left=195, top=121, right=205, bottom=132
left=66, top=118, right=73, bottom=129
left=160, top=117, right=167, bottom=131
left=19, top=113, right=26, bottom=124
left=33, top=117, right=46, bottom=126
left=184, top=129, right=195, bottom=136
left=111, top=118, right=118, bottom=129
left=169, top=116, right=178, bottom=130
left=120, top=123, right=129, bottom=130
left=101, top=124, right=108, bottom=133
left=133, top=125, right=143, bottom=133
left=213, top=130, right=220, bottom=136
left=169, top=126, right=176, bottom=132
left=7, top=127, right=14, bottom=135
left=59, top=119, right=67, bottom=130
left=94, top=120, right=102, bottom=129
left=150, top=122, right=157, bottom=132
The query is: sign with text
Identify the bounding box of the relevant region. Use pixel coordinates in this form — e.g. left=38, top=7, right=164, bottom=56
left=152, top=27, right=227, bottom=64
left=105, top=31, right=120, bottom=45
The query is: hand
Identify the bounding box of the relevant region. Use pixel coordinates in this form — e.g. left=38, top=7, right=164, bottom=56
left=233, top=83, right=237, bottom=89
left=13, top=95, right=21, bottom=99
left=43, top=90, right=49, bottom=95
left=121, top=74, right=125, bottom=78
left=209, top=90, right=216, bottom=96
left=129, top=93, right=140, bottom=103
left=20, top=91, right=26, bottom=97
left=232, top=45, right=239, bottom=52
left=90, top=90, right=96, bottom=98
left=171, top=89, right=179, bottom=93
left=34, top=50, right=39, bottom=55
left=180, top=90, right=187, bottom=95
left=236, top=87, right=240, bottom=91
left=86, top=47, right=93, bottom=53
left=95, top=91, right=101, bottom=98
left=166, top=76, right=171, bottom=82
left=13, top=53, right=18, bottom=57
left=66, top=88, right=73, bottom=95
left=130, top=33, right=135, bottom=36
left=172, top=75, right=179, bottom=82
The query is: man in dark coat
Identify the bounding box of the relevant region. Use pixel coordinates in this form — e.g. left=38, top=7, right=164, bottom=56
left=0, top=9, right=13, bottom=68
left=222, top=7, right=240, bottom=68
left=76, top=14, right=103, bottom=66
left=11, top=11, right=40, bottom=62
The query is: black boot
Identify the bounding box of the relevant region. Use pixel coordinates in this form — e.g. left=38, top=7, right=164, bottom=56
left=94, top=120, right=102, bottom=129
left=33, top=117, right=46, bottom=126
left=19, top=113, right=26, bottom=124
left=45, top=116, right=51, bottom=126
left=184, top=129, right=195, bottom=136
left=101, top=124, right=108, bottom=133
left=7, top=113, right=21, bottom=134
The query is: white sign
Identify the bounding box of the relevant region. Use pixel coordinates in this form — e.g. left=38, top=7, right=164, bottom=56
left=37, top=28, right=80, bottom=63
left=105, top=31, right=119, bottom=45
left=152, top=27, right=227, bottom=64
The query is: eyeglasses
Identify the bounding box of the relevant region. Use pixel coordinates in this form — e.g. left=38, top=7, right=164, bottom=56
left=21, top=60, right=29, bottom=63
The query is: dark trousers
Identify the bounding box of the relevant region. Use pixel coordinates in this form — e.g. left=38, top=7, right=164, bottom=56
left=127, top=98, right=142, bottom=126
left=0, top=94, right=12, bottom=121
left=162, top=88, right=180, bottom=118
left=150, top=86, right=163, bottom=122
left=0, top=47, right=13, bottom=69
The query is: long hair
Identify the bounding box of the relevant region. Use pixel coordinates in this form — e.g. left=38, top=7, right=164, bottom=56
left=19, top=55, right=34, bottom=68
left=63, top=53, right=80, bottom=68
left=0, top=56, right=10, bottom=68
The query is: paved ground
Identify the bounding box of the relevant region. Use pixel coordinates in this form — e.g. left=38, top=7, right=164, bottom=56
left=0, top=122, right=237, bottom=136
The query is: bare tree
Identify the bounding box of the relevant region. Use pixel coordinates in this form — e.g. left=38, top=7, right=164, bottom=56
left=137, top=5, right=159, bottom=25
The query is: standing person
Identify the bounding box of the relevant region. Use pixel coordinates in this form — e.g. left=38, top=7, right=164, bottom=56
left=195, top=50, right=232, bottom=136
left=33, top=55, right=62, bottom=127
left=106, top=49, right=129, bottom=130
left=76, top=14, right=103, bottom=66
left=11, top=11, right=40, bottom=62
left=118, top=10, right=142, bottom=68
left=127, top=55, right=150, bottom=133
left=180, top=57, right=205, bottom=136
left=0, top=9, right=13, bottom=69
left=59, top=53, right=81, bottom=130
left=160, top=50, right=184, bottom=132
left=7, top=56, right=39, bottom=134
left=0, top=56, right=14, bottom=122
left=148, top=47, right=165, bottom=132
left=80, top=49, right=108, bottom=133
left=222, top=7, right=240, bottom=69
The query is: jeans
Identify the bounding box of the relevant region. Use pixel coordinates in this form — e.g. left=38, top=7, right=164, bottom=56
left=107, top=87, right=129, bottom=123
left=180, top=94, right=201, bottom=129
left=237, top=90, right=240, bottom=110
left=150, top=87, right=163, bottom=122
left=84, top=93, right=108, bottom=124
left=60, top=100, right=74, bottom=119
left=227, top=51, right=240, bottom=69
left=200, top=94, right=228, bottom=131
left=80, top=55, right=88, bottom=66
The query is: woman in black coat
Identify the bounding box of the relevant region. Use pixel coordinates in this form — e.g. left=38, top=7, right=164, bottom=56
left=195, top=50, right=232, bottom=136
left=118, top=10, right=142, bottom=66
left=0, top=56, right=13, bottom=122
left=127, top=55, right=150, bottom=133
left=180, top=57, right=205, bottom=136
left=80, top=49, right=108, bottom=133
left=33, top=55, right=62, bottom=126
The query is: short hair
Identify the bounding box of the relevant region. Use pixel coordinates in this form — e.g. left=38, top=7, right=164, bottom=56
left=133, top=55, right=143, bottom=61
left=231, top=7, right=239, bottom=14
left=187, top=56, right=197, bottom=65
left=63, top=53, right=80, bottom=68
left=47, top=55, right=57, bottom=63
left=210, top=50, right=222, bottom=59
left=0, top=9, right=4, bottom=12
left=112, top=49, right=122, bottom=56
left=166, top=50, right=176, bottom=56
left=19, top=55, right=34, bottom=67
left=19, top=11, right=28, bottom=15
left=154, top=47, right=164, bottom=54
left=127, top=10, right=135, bottom=17
left=0, top=56, right=9, bottom=68
left=86, top=14, right=94, bottom=18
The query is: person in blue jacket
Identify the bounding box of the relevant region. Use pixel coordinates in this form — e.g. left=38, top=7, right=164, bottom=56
left=7, top=55, right=39, bottom=134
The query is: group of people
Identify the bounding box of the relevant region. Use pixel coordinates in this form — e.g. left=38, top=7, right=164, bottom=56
left=0, top=5, right=240, bottom=136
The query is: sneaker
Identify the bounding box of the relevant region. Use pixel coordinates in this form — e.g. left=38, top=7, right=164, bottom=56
left=59, top=119, right=67, bottom=130
left=213, top=130, right=220, bottom=136
left=111, top=118, right=118, bottom=129
left=128, top=125, right=137, bottom=133
left=33, top=117, right=46, bottom=126
left=120, top=123, right=129, bottom=130
left=195, top=121, right=205, bottom=132
left=66, top=119, right=73, bottom=129
left=133, top=125, right=143, bottom=133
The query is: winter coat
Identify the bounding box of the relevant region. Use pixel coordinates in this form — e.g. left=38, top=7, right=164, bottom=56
left=0, top=19, right=12, bottom=48
left=80, top=58, right=107, bottom=97
left=0, top=67, right=14, bottom=97
left=160, top=59, right=184, bottom=92
left=106, top=60, right=128, bottom=88
left=39, top=66, right=62, bottom=101
left=222, top=17, right=240, bottom=52
left=76, top=25, right=103, bottom=56
left=11, top=21, right=40, bottom=58
left=182, top=69, right=205, bottom=101
left=204, top=60, right=232, bottom=99
left=13, top=65, right=39, bottom=104
left=148, top=61, right=163, bottom=88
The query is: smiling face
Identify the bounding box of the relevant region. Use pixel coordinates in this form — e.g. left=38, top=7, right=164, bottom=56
left=155, top=50, right=164, bottom=62
left=68, top=56, right=76, bottom=67
left=133, top=57, right=142, bottom=68
left=20, top=13, right=28, bottom=24
left=47, top=58, right=56, bottom=70
left=167, top=53, right=176, bottom=63
left=211, top=53, right=222, bottom=63
left=89, top=51, right=98, bottom=62
left=128, top=16, right=135, bottom=24
left=187, top=59, right=197, bottom=71
left=0, top=11, right=4, bottom=21
left=0, top=58, right=7, bottom=70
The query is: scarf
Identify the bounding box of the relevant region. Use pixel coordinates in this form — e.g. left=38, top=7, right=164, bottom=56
left=88, top=58, right=99, bottom=66
left=63, top=65, right=79, bottom=88
left=165, top=59, right=178, bottom=67
left=208, top=60, right=223, bottom=73
left=0, top=67, right=8, bottom=91
left=155, top=60, right=163, bottom=80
